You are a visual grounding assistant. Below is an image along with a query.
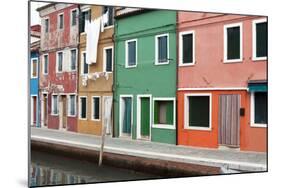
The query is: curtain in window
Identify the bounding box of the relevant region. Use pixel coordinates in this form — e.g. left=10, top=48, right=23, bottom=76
left=183, top=34, right=193, bottom=63
left=158, top=36, right=167, bottom=62
left=128, top=41, right=136, bottom=66
left=227, top=26, right=240, bottom=59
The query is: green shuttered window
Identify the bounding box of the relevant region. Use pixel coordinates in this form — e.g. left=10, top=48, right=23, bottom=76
left=154, top=101, right=173, bottom=125
left=254, top=92, right=267, bottom=124
left=187, top=95, right=210, bottom=128
left=227, top=26, right=240, bottom=60
left=256, top=22, right=268, bottom=58
left=182, top=33, right=193, bottom=64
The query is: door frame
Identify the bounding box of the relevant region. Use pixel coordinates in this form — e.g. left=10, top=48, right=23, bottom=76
left=119, top=95, right=133, bottom=138
left=136, top=94, right=152, bottom=140
left=41, top=92, right=48, bottom=128
left=30, top=95, right=37, bottom=127
left=59, top=94, right=67, bottom=131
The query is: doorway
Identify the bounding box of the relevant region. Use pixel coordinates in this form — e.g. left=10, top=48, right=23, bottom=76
left=41, top=93, right=48, bottom=128
left=137, top=95, right=151, bottom=140
left=119, top=96, right=133, bottom=137
left=59, top=95, right=67, bottom=130
left=31, top=96, right=37, bottom=127
left=218, top=94, right=240, bottom=148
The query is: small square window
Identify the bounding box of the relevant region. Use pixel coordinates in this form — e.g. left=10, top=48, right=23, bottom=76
left=251, top=92, right=267, bottom=127
left=154, top=100, right=174, bottom=125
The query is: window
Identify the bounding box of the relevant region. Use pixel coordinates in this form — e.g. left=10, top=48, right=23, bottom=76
left=103, top=46, right=113, bottom=72
left=80, top=9, right=91, bottom=33
left=185, top=94, right=211, bottom=130
left=153, top=98, right=175, bottom=129
left=81, top=52, right=89, bottom=75
left=70, top=49, right=77, bottom=71
left=253, top=19, right=267, bottom=60
left=125, top=39, right=137, bottom=68
left=179, top=31, right=195, bottom=65
left=56, top=52, right=63, bottom=73
left=58, top=13, right=64, bottom=29
left=44, top=18, right=49, bottom=33
left=103, top=6, right=114, bottom=27
left=155, top=34, right=169, bottom=64
left=224, top=23, right=242, bottom=62
left=251, top=92, right=267, bottom=127
left=43, top=54, right=48, bottom=75
left=51, top=95, right=59, bottom=115
left=31, top=58, right=38, bottom=78
left=71, top=9, right=78, bottom=26
left=79, top=96, right=87, bottom=119
left=68, top=95, right=76, bottom=116
left=92, top=96, right=100, bottom=120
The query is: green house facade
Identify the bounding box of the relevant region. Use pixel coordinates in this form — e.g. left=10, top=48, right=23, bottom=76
left=113, top=9, right=177, bottom=144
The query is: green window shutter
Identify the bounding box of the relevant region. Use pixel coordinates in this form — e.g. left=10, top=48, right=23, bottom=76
left=182, top=33, right=193, bottom=63
left=141, top=98, right=150, bottom=136
left=189, top=96, right=210, bottom=128
left=154, top=101, right=159, bottom=124
left=227, top=26, right=240, bottom=60
left=165, top=101, right=174, bottom=125
left=256, top=22, right=268, bottom=57
left=254, top=92, right=268, bottom=124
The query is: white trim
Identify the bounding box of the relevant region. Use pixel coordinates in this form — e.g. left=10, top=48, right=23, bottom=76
left=125, top=39, right=137, bottom=68
left=250, top=92, right=267, bottom=128
left=152, top=97, right=176, bottom=129
left=51, top=94, right=59, bottom=116
left=136, top=95, right=152, bottom=140
left=79, top=96, right=88, bottom=120
left=104, top=25, right=114, bottom=30
left=119, top=95, right=134, bottom=138
left=41, top=92, right=48, bottom=128
left=91, top=96, right=101, bottom=121
left=224, top=22, right=243, bottom=63
left=42, top=54, right=49, bottom=75
left=80, top=51, right=89, bottom=75
left=70, top=48, right=78, bottom=72
left=155, top=33, right=170, bottom=65
left=184, top=93, right=212, bottom=131
left=179, top=30, right=195, bottom=66
left=103, top=46, right=114, bottom=73
left=70, top=8, right=78, bottom=27
left=57, top=12, right=64, bottom=30
left=252, top=18, right=267, bottom=61
left=30, top=95, right=38, bottom=126
left=30, top=58, right=38, bottom=79
left=178, top=87, right=249, bottom=91
left=67, top=94, right=77, bottom=117
left=56, top=51, right=63, bottom=73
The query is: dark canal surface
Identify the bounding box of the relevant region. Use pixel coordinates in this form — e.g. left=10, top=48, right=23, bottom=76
left=30, top=151, right=160, bottom=187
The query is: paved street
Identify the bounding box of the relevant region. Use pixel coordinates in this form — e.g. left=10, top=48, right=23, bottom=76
left=31, top=127, right=267, bottom=172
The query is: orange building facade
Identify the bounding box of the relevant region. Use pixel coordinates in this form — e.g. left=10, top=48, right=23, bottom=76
left=177, top=12, right=267, bottom=152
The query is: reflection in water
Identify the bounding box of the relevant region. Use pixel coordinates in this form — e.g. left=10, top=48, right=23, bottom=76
left=30, top=151, right=159, bottom=187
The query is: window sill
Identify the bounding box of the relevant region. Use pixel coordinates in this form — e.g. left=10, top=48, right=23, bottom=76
left=185, top=126, right=212, bottom=131
left=152, top=124, right=175, bottom=130
left=67, top=115, right=76, bottom=117
left=91, top=118, right=101, bottom=121
left=252, top=57, right=267, bottom=61
left=125, top=65, right=137, bottom=69
left=51, top=113, right=59, bottom=116
left=155, top=61, right=170, bottom=65
left=79, top=118, right=87, bottom=120
left=104, top=25, right=114, bottom=30
left=179, top=62, right=195, bottom=67
left=224, top=59, right=243, bottom=64
left=42, top=73, right=48, bottom=76
left=250, top=123, right=267, bottom=128
left=31, top=76, right=38, bottom=79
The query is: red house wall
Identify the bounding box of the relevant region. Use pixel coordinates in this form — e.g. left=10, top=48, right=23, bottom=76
left=177, top=12, right=267, bottom=152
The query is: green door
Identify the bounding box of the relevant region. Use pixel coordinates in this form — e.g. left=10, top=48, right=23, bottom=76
left=122, top=97, right=132, bottom=134
left=140, top=98, right=150, bottom=137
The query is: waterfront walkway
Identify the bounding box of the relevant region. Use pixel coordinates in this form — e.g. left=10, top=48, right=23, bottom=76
left=31, top=127, right=266, bottom=172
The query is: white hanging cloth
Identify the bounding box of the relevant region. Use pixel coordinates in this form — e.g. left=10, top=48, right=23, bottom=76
left=103, top=97, right=113, bottom=134
left=85, top=17, right=101, bottom=64
left=101, top=10, right=109, bottom=32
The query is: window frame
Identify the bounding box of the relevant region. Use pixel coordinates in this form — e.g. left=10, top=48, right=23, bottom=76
left=179, top=30, right=195, bottom=66
left=70, top=48, right=77, bottom=71
left=125, top=39, right=138, bottom=68
left=56, top=51, right=64, bottom=73
left=57, top=13, right=64, bottom=30
left=103, top=6, right=114, bottom=29
left=252, top=18, right=267, bottom=61
left=250, top=92, right=267, bottom=128
left=30, top=58, right=38, bottom=78
left=155, top=33, right=170, bottom=65
left=80, top=7, right=91, bottom=34
left=184, top=93, right=212, bottom=131
left=81, top=51, right=89, bottom=75
left=223, top=22, right=243, bottom=63
left=44, top=17, right=49, bottom=33
left=152, top=97, right=176, bottom=129
left=91, top=96, right=101, bottom=121
left=70, top=8, right=78, bottom=27
left=30, top=95, right=38, bottom=126
left=51, top=94, right=59, bottom=116
left=119, top=95, right=134, bottom=138
left=79, top=96, right=87, bottom=120
left=67, top=94, right=76, bottom=117
left=42, top=54, right=49, bottom=75
left=103, top=46, right=114, bottom=73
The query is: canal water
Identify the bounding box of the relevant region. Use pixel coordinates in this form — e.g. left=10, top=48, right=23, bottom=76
left=30, top=151, right=160, bottom=187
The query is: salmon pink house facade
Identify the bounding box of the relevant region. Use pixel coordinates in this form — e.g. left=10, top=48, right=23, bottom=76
left=177, top=12, right=267, bottom=152
left=37, top=3, right=79, bottom=132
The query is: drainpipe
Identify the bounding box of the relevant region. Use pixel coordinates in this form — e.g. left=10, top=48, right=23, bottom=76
left=175, top=12, right=179, bottom=146
left=77, top=4, right=81, bottom=130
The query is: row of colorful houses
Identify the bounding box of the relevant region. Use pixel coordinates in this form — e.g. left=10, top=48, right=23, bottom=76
left=30, top=3, right=267, bottom=152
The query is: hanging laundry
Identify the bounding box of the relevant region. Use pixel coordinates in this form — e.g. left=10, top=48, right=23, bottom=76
left=85, top=17, right=101, bottom=64
left=103, top=97, right=113, bottom=134
left=101, top=10, right=109, bottom=32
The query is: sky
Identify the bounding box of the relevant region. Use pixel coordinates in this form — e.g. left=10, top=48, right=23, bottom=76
left=30, top=2, right=49, bottom=25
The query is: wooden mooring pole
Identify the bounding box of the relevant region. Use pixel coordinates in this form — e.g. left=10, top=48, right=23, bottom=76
left=98, top=120, right=107, bottom=166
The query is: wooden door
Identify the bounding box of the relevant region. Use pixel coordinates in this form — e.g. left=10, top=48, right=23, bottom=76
left=140, top=97, right=150, bottom=138
left=219, top=94, right=240, bottom=147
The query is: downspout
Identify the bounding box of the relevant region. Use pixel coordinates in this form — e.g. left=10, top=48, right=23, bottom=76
left=77, top=4, right=81, bottom=130
left=175, top=12, right=179, bottom=145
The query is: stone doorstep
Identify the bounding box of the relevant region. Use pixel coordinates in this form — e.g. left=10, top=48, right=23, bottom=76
left=30, top=135, right=267, bottom=173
